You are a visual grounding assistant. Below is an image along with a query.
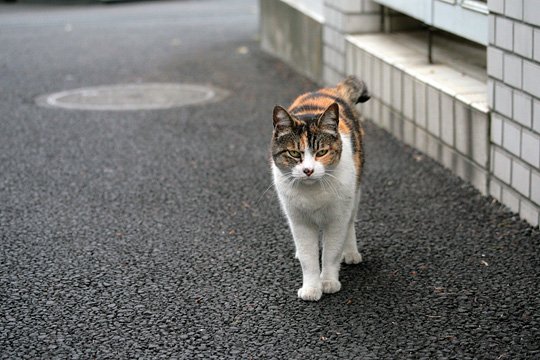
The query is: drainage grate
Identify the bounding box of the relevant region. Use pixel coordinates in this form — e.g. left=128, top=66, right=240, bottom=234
left=36, top=83, right=228, bottom=111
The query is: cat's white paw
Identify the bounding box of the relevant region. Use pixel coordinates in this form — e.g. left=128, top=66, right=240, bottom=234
left=297, top=286, right=322, bottom=301
left=342, top=251, right=363, bottom=264
left=322, top=279, right=341, bottom=294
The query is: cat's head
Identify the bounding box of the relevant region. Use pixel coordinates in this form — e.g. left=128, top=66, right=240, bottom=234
left=271, top=103, right=342, bottom=183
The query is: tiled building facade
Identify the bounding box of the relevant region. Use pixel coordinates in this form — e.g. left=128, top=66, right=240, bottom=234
left=487, top=0, right=540, bottom=226
left=261, top=0, right=540, bottom=227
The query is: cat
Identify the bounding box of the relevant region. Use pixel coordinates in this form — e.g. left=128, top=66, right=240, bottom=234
left=271, top=76, right=370, bottom=301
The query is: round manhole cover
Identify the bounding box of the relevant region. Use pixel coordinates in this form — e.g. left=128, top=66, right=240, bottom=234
left=36, top=83, right=228, bottom=111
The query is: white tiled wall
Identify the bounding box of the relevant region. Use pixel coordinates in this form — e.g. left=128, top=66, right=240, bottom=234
left=324, top=0, right=540, bottom=227
left=263, top=0, right=540, bottom=225
left=346, top=32, right=490, bottom=195
left=488, top=0, right=540, bottom=226
left=322, top=0, right=380, bottom=85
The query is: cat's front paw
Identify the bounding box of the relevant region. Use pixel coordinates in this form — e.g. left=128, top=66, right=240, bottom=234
left=342, top=251, right=363, bottom=264
left=322, top=279, right=341, bottom=294
left=297, top=286, right=322, bottom=301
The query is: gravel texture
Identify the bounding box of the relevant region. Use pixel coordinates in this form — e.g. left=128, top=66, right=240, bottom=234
left=1, top=0, right=539, bottom=359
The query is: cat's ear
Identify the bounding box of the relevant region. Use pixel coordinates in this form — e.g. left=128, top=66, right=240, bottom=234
left=273, top=105, right=294, bottom=132
left=317, top=102, right=339, bottom=133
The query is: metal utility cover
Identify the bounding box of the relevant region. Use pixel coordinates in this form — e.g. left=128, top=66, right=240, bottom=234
left=36, top=83, right=228, bottom=111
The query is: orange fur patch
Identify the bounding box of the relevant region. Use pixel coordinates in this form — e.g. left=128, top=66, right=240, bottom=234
left=282, top=84, right=365, bottom=184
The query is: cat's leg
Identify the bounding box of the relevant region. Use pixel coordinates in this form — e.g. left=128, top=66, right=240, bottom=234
left=341, top=219, right=362, bottom=264
left=342, top=188, right=362, bottom=264
left=320, top=220, right=349, bottom=294
left=289, top=218, right=322, bottom=301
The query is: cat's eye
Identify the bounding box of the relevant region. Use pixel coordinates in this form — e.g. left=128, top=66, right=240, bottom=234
left=316, top=149, right=328, bottom=157
left=288, top=150, right=302, bottom=158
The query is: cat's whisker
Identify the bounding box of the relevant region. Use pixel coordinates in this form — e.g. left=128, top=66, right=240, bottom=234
left=257, top=171, right=298, bottom=205
left=292, top=178, right=301, bottom=191
left=321, top=177, right=342, bottom=199
left=254, top=182, right=277, bottom=206
left=324, top=172, right=340, bottom=180
left=323, top=173, right=343, bottom=194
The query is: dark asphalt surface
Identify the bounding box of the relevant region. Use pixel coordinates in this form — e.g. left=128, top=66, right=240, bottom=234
left=1, top=0, right=539, bottom=358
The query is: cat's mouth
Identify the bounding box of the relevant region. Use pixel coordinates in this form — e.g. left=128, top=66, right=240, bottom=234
left=297, top=175, right=324, bottom=185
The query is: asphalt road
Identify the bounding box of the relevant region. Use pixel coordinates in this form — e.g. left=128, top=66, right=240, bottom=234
left=1, top=1, right=539, bottom=358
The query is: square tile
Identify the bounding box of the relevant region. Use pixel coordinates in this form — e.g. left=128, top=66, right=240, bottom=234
left=521, top=130, right=540, bottom=167
left=512, top=159, right=531, bottom=197
left=489, top=178, right=502, bottom=201
left=491, top=113, right=503, bottom=146
left=534, top=29, right=540, bottom=62
left=502, top=186, right=520, bottom=213
left=382, top=63, right=392, bottom=105
left=531, top=170, right=540, bottom=205
left=514, top=22, right=533, bottom=58
left=426, top=86, right=440, bottom=137
left=496, top=16, right=514, bottom=51
left=487, top=46, right=504, bottom=80
left=415, top=126, right=428, bottom=152
left=441, top=145, right=455, bottom=171
left=533, top=99, right=540, bottom=134
left=489, top=14, right=496, bottom=45
left=426, top=134, right=442, bottom=162
left=402, top=74, right=414, bottom=120
left=520, top=199, right=540, bottom=227
left=513, top=91, right=532, bottom=127
left=471, top=110, right=489, bottom=167
left=523, top=60, right=540, bottom=98
left=524, top=0, right=540, bottom=26
left=391, top=67, right=402, bottom=112
left=372, top=57, right=382, bottom=99
left=495, top=82, right=513, bottom=118
left=488, top=0, right=504, bottom=14
left=403, top=119, right=415, bottom=147
left=503, top=53, right=522, bottom=89
left=362, top=53, right=373, bottom=93
left=503, top=120, right=521, bottom=156
left=455, top=101, right=471, bottom=156
left=505, top=0, right=523, bottom=20
left=381, top=104, right=391, bottom=131
left=440, top=93, right=454, bottom=146
left=492, top=147, right=512, bottom=184
left=414, top=80, right=427, bottom=128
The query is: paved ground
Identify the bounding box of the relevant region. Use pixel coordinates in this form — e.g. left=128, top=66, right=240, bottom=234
left=1, top=0, right=539, bottom=358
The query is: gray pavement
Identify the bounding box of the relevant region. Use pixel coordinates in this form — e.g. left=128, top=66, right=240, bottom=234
left=1, top=0, right=539, bottom=358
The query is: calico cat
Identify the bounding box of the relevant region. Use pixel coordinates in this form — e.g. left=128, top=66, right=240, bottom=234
left=271, top=76, right=370, bottom=301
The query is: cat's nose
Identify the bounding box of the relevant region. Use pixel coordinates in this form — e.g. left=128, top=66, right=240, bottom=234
left=303, top=168, right=314, bottom=177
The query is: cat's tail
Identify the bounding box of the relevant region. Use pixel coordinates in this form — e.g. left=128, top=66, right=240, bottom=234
left=337, top=76, right=370, bottom=105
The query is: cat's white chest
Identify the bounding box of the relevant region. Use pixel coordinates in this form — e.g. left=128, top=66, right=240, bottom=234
left=286, top=179, right=334, bottom=208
